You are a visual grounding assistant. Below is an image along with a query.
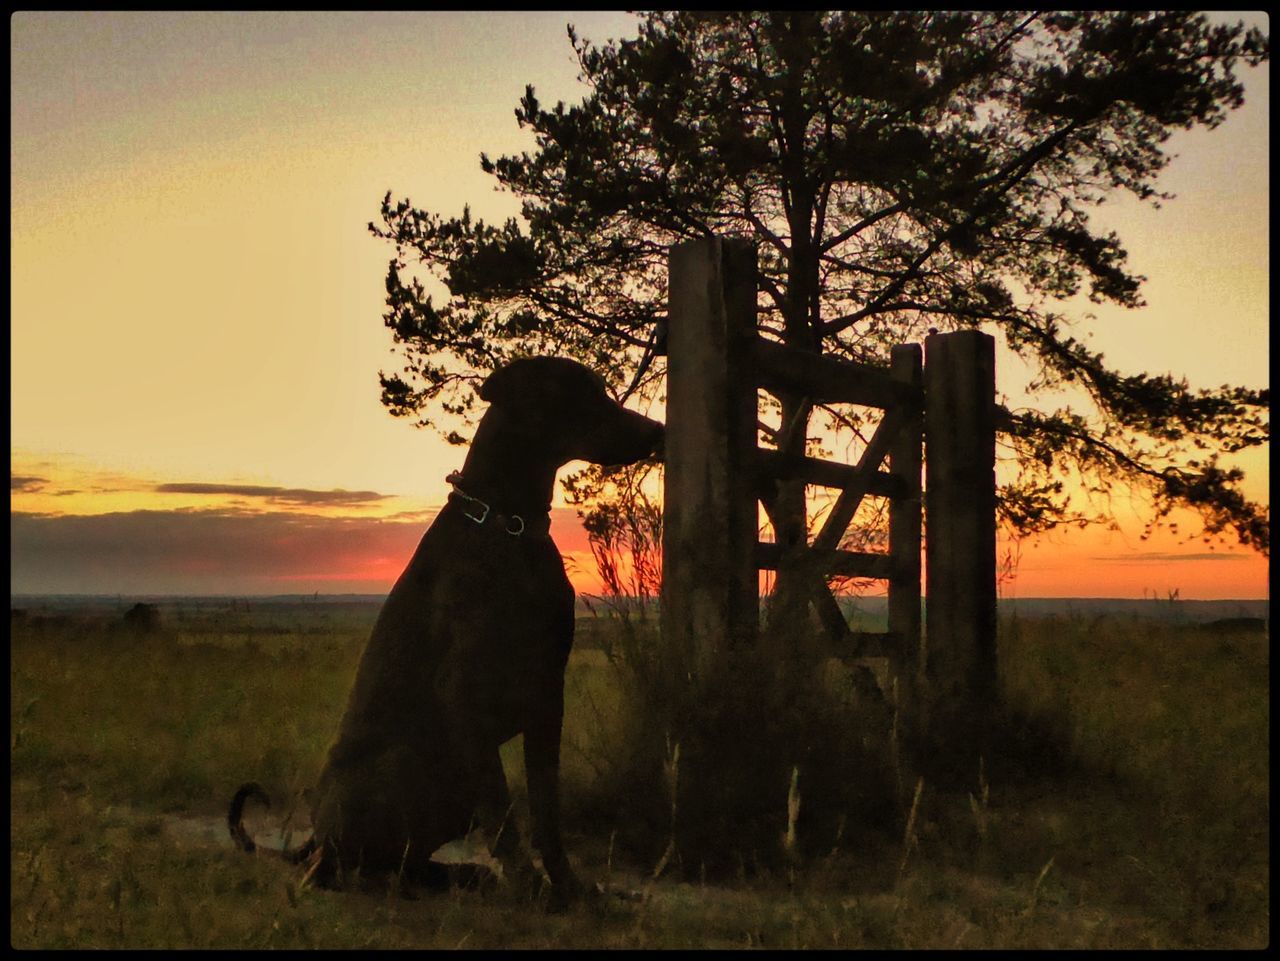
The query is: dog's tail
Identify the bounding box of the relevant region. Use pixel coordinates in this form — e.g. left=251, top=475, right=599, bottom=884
left=228, top=782, right=317, bottom=864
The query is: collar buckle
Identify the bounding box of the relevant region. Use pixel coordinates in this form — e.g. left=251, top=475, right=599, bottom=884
left=447, top=472, right=530, bottom=536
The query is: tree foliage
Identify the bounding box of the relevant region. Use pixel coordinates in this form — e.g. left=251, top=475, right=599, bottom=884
left=371, top=11, right=1268, bottom=554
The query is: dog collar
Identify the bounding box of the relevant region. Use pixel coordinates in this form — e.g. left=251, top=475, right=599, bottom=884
left=444, top=472, right=551, bottom=537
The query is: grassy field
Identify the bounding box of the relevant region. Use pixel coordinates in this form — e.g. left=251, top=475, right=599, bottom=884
left=9, top=600, right=1269, bottom=948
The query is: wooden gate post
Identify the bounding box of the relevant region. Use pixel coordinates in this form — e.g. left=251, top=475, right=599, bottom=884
left=923, top=329, right=997, bottom=785
left=662, top=237, right=759, bottom=678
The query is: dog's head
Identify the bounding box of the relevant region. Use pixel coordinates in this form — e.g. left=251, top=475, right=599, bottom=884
left=480, top=357, right=664, bottom=467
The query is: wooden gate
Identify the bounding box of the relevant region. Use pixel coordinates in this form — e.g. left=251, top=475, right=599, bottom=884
left=660, top=236, right=996, bottom=771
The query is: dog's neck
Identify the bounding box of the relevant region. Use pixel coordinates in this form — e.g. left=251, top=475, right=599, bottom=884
left=452, top=407, right=562, bottom=518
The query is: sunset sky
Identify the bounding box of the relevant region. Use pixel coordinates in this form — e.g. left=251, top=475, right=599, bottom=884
left=10, top=11, right=1270, bottom=599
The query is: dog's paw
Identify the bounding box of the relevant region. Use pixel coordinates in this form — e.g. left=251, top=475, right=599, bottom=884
left=543, top=869, right=591, bottom=914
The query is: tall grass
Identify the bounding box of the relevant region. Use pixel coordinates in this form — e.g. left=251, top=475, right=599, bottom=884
left=994, top=614, right=1269, bottom=943
left=10, top=615, right=362, bottom=812
left=9, top=603, right=1269, bottom=948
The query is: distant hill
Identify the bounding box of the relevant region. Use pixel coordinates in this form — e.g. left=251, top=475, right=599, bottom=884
left=10, top=593, right=1267, bottom=626
left=989, top=596, right=1267, bottom=623
left=9, top=594, right=386, bottom=612
left=835, top=595, right=1269, bottom=628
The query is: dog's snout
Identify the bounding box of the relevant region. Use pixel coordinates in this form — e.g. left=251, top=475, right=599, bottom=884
left=579, top=404, right=664, bottom=467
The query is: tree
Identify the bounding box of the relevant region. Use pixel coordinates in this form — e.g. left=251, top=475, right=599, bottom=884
left=370, top=11, right=1269, bottom=572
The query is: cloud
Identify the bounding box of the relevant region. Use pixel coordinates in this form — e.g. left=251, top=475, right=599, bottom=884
left=153, top=482, right=390, bottom=506
left=10, top=505, right=596, bottom=595
left=11, top=475, right=48, bottom=492
left=11, top=507, right=426, bottom=595
left=1090, top=552, right=1249, bottom=563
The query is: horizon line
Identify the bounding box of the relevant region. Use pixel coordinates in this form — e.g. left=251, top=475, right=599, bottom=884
left=10, top=592, right=1270, bottom=604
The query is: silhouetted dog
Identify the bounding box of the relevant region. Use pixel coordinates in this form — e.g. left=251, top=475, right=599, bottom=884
left=230, top=357, right=662, bottom=909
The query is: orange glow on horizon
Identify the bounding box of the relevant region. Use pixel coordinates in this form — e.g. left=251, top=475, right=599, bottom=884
left=11, top=453, right=1268, bottom=600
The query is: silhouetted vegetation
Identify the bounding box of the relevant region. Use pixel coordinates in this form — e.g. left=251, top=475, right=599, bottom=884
left=373, top=11, right=1269, bottom=555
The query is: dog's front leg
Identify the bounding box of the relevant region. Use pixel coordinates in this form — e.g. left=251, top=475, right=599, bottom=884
left=524, top=677, right=584, bottom=909
left=455, top=730, right=541, bottom=888
left=474, top=745, right=521, bottom=859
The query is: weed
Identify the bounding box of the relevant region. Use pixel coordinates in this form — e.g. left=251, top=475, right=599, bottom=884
left=897, top=777, right=924, bottom=884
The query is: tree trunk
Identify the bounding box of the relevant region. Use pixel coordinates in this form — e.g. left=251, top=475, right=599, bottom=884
left=763, top=43, right=825, bottom=645
left=764, top=390, right=812, bottom=633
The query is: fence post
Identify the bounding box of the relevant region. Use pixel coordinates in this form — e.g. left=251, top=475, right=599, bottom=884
left=923, top=329, right=997, bottom=786
left=661, top=237, right=759, bottom=677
